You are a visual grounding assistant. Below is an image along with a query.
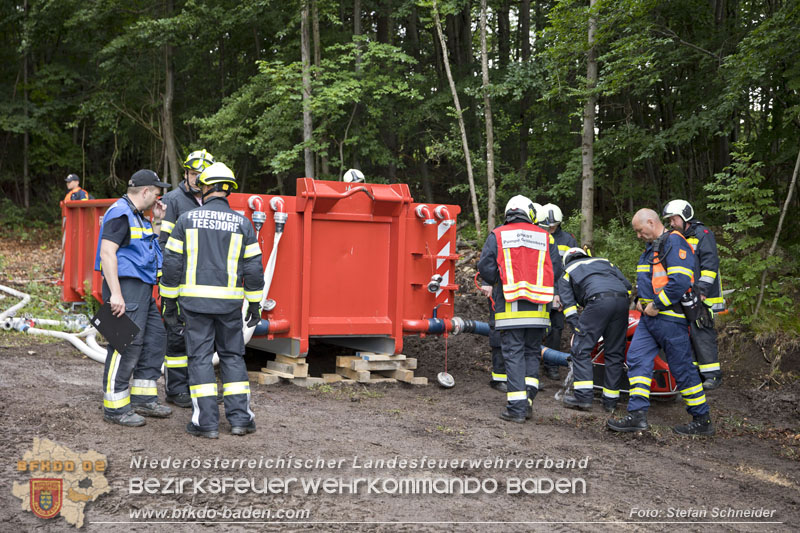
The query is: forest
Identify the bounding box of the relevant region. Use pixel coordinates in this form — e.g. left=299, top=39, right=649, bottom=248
left=1, top=0, right=798, bottom=329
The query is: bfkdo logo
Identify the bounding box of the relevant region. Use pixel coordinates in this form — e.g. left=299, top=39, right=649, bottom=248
left=30, top=479, right=63, bottom=519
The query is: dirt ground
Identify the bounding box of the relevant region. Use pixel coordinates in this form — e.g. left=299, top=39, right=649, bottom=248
left=1, top=235, right=799, bottom=531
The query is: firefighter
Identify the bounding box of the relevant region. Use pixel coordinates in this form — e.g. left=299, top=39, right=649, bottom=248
left=94, top=169, right=172, bottom=427
left=478, top=280, right=506, bottom=392
left=343, top=168, right=365, bottom=183
left=663, top=199, right=723, bottom=390
left=608, top=209, right=714, bottom=436
left=558, top=247, right=632, bottom=412
left=63, top=173, right=93, bottom=202
left=157, top=149, right=215, bottom=408
left=160, top=162, right=264, bottom=438
left=478, top=196, right=562, bottom=423
left=539, top=203, right=578, bottom=381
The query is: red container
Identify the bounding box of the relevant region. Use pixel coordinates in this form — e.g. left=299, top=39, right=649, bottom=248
left=60, top=179, right=461, bottom=356
left=590, top=310, right=679, bottom=398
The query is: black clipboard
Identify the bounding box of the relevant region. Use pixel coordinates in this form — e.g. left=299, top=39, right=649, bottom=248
left=90, top=301, right=140, bottom=353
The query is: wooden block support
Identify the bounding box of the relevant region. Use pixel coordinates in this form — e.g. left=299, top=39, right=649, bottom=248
left=409, top=376, right=428, bottom=386
left=336, top=366, right=371, bottom=383
left=292, top=377, right=324, bottom=388
left=377, top=368, right=414, bottom=382
left=367, top=377, right=397, bottom=384
left=356, top=352, right=406, bottom=362
left=257, top=373, right=281, bottom=385
left=261, top=368, right=295, bottom=379
left=276, top=354, right=306, bottom=365
left=266, top=360, right=309, bottom=378
left=322, top=373, right=343, bottom=383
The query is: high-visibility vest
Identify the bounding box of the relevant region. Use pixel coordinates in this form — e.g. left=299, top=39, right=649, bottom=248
left=493, top=222, right=554, bottom=305
left=651, top=230, right=694, bottom=294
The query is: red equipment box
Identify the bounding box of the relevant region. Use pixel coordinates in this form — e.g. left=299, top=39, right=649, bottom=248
left=60, top=179, right=461, bottom=357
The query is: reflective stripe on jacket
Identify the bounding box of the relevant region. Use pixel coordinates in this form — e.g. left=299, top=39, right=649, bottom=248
left=493, top=222, right=554, bottom=304
left=159, top=196, right=264, bottom=314
left=94, top=198, right=162, bottom=285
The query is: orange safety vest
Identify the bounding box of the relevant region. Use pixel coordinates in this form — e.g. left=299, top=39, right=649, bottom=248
left=63, top=187, right=88, bottom=203
left=651, top=230, right=693, bottom=293
left=493, top=222, right=554, bottom=304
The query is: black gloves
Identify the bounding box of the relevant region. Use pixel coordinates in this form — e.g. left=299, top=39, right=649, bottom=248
left=162, top=298, right=182, bottom=328
left=245, top=302, right=261, bottom=328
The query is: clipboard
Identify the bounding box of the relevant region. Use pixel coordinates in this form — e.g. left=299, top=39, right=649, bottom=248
left=90, top=301, right=140, bottom=353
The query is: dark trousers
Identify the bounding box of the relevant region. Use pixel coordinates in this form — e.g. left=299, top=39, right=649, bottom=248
left=690, top=313, right=721, bottom=379
left=500, top=327, right=545, bottom=417
left=570, top=295, right=629, bottom=403
left=489, top=310, right=506, bottom=382
left=543, top=310, right=565, bottom=368
left=184, top=308, right=253, bottom=431
left=626, top=316, right=708, bottom=417
left=101, top=278, right=165, bottom=416
left=163, top=322, right=189, bottom=396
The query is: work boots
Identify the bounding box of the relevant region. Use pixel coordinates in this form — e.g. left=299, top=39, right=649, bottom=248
left=499, top=410, right=526, bottom=424
left=673, top=414, right=715, bottom=436
left=543, top=365, right=561, bottom=380
left=186, top=422, right=219, bottom=439
left=489, top=380, right=508, bottom=393
left=166, top=392, right=192, bottom=408
left=231, top=420, right=257, bottom=436
left=607, top=410, right=649, bottom=433
left=104, top=410, right=145, bottom=427
left=562, top=394, right=592, bottom=412
left=602, top=399, right=618, bottom=413
left=132, top=401, right=172, bottom=418
left=702, top=376, right=722, bottom=391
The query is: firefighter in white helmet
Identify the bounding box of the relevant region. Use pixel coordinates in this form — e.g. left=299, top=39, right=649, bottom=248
left=160, top=162, right=264, bottom=438
left=538, top=203, right=577, bottom=381
left=478, top=195, right=562, bottom=423
left=343, top=168, right=365, bottom=183
left=662, top=199, right=723, bottom=390
left=157, top=149, right=215, bottom=408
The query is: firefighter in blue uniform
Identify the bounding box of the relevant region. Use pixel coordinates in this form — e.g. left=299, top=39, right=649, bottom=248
left=95, top=169, right=172, bottom=427
left=539, top=203, right=578, bottom=381
left=478, top=196, right=562, bottom=423
left=608, top=209, right=714, bottom=436
left=157, top=149, right=215, bottom=408
left=558, top=248, right=632, bottom=412
left=478, top=279, right=506, bottom=392
left=663, top=199, right=723, bottom=390
left=160, top=162, right=264, bottom=438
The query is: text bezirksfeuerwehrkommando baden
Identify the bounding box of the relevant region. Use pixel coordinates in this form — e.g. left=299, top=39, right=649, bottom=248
left=130, top=455, right=590, bottom=471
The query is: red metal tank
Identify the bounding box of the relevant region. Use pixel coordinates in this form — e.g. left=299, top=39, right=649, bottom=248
left=60, top=179, right=461, bottom=356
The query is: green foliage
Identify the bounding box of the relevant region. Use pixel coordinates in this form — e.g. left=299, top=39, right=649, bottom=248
left=704, top=146, right=786, bottom=324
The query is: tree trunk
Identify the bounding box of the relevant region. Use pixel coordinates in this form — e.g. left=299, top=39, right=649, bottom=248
left=301, top=0, right=315, bottom=178
left=162, top=5, right=181, bottom=188
left=497, top=1, right=510, bottom=68
left=419, top=158, right=434, bottom=204
left=22, top=0, right=30, bottom=208
left=432, top=0, right=482, bottom=237
left=580, top=0, right=598, bottom=247
left=518, top=0, right=530, bottom=183
left=312, top=0, right=328, bottom=176
left=754, top=144, right=800, bottom=316
left=480, top=0, right=496, bottom=229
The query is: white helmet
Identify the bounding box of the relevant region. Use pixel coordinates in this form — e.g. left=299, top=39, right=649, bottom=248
left=531, top=202, right=542, bottom=223
left=563, top=247, right=588, bottom=267
left=540, top=203, right=563, bottom=227
left=343, top=168, right=365, bottom=183
left=662, top=199, right=694, bottom=222
left=505, top=195, right=534, bottom=222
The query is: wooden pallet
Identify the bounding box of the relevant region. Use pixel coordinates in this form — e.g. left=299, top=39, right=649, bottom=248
left=335, top=353, right=427, bottom=385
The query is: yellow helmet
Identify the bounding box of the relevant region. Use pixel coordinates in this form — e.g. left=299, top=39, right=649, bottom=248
left=183, top=149, right=215, bottom=172
left=198, top=162, right=238, bottom=194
